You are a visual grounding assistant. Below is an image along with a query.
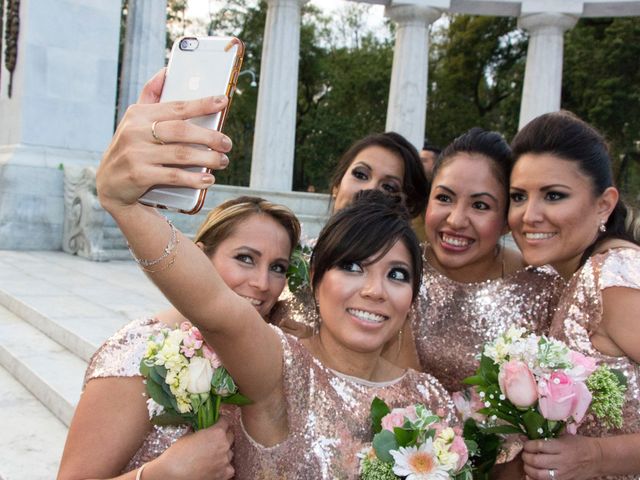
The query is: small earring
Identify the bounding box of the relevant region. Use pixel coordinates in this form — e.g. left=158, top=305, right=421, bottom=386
left=599, top=221, right=607, bottom=233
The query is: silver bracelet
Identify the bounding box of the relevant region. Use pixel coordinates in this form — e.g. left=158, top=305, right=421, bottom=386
left=128, top=217, right=178, bottom=267
left=135, top=463, right=147, bottom=480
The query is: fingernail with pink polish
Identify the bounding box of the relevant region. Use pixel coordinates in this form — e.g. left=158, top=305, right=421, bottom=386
left=221, top=136, right=232, bottom=150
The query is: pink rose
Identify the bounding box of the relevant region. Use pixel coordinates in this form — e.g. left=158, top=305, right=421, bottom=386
left=538, top=372, right=592, bottom=424
left=450, top=434, right=469, bottom=470
left=568, top=351, right=597, bottom=381
left=570, top=380, right=592, bottom=424
left=381, top=406, right=418, bottom=432
left=499, top=360, right=538, bottom=408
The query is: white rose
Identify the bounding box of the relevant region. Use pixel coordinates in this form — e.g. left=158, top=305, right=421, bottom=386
left=186, top=357, right=213, bottom=394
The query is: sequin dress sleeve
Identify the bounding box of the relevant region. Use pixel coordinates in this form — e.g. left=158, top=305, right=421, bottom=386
left=84, top=317, right=162, bottom=384
left=412, top=261, right=564, bottom=392
left=549, top=248, right=640, bottom=480
left=232, top=325, right=456, bottom=479
left=83, top=318, right=191, bottom=473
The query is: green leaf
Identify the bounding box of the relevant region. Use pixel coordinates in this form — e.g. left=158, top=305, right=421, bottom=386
left=393, top=426, right=418, bottom=447
left=610, top=368, right=628, bottom=389
left=146, top=379, right=173, bottom=409
left=462, top=375, right=486, bottom=386
left=150, top=411, right=188, bottom=426
left=372, top=429, right=398, bottom=464
left=479, top=355, right=499, bottom=383
left=286, top=244, right=312, bottom=293
left=139, top=360, right=150, bottom=377
left=191, top=394, right=203, bottom=412
left=222, top=393, right=252, bottom=406
left=491, top=410, right=521, bottom=426
left=482, top=425, right=524, bottom=435
left=371, top=397, right=391, bottom=434
left=522, top=410, right=545, bottom=439
left=149, top=367, right=166, bottom=386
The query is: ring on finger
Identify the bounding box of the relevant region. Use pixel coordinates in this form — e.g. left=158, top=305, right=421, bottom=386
left=549, top=468, right=556, bottom=479
left=151, top=120, right=165, bottom=145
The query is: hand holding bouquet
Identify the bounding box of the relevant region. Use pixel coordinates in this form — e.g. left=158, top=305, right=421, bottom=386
left=140, top=322, right=249, bottom=430
left=360, top=397, right=473, bottom=479
left=464, top=327, right=626, bottom=439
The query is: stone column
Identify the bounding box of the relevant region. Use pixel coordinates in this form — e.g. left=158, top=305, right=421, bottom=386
left=249, top=0, right=307, bottom=192
left=385, top=5, right=441, bottom=150
left=518, top=13, right=578, bottom=129
left=0, top=1, right=121, bottom=250
left=117, top=0, right=167, bottom=123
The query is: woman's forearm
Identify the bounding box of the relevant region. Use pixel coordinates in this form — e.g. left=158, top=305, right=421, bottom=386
left=107, top=203, right=237, bottom=333
left=595, top=433, right=640, bottom=476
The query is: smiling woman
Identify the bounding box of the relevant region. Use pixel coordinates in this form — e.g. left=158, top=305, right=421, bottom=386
left=57, top=196, right=301, bottom=480
left=329, top=132, right=429, bottom=219
left=78, top=67, right=455, bottom=478
left=385, top=128, right=563, bottom=397
left=508, top=111, right=640, bottom=480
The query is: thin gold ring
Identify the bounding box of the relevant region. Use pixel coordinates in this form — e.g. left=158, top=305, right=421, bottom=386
left=151, top=120, right=165, bottom=145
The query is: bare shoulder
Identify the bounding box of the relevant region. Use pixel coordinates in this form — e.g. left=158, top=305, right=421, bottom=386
left=594, top=238, right=640, bottom=255
left=502, top=245, right=526, bottom=275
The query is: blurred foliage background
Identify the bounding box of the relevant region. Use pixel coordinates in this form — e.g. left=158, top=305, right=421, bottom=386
left=120, top=0, right=640, bottom=202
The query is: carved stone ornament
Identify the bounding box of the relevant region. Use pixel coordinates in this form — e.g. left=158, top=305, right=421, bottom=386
left=4, top=0, right=19, bottom=97
left=62, top=166, right=112, bottom=261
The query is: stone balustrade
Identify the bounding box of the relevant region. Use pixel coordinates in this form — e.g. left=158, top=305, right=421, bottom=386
left=61, top=166, right=330, bottom=262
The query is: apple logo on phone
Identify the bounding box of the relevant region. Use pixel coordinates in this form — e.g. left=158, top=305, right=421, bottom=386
left=188, top=76, right=201, bottom=91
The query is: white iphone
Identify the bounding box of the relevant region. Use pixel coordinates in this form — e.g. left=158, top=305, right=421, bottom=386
left=139, top=36, right=245, bottom=214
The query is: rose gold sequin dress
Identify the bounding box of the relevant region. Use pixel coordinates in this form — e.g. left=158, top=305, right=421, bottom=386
left=412, top=260, right=564, bottom=392
left=84, top=318, right=191, bottom=473
left=269, top=284, right=317, bottom=338
left=549, top=248, right=640, bottom=480
left=86, top=319, right=454, bottom=478
left=232, top=326, right=455, bottom=479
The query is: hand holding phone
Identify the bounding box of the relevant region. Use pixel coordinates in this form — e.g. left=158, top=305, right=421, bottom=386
left=139, top=36, right=245, bottom=214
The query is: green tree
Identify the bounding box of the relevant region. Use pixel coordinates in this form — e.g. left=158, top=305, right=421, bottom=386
left=562, top=17, right=640, bottom=199
left=294, top=34, right=393, bottom=191
left=207, top=0, right=266, bottom=186
left=206, top=0, right=394, bottom=191
left=426, top=14, right=527, bottom=148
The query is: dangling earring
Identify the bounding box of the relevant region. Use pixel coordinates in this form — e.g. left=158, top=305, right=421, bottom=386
left=313, top=299, right=321, bottom=334
left=599, top=221, right=607, bottom=233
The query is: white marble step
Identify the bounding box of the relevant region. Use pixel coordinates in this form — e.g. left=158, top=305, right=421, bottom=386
left=0, top=287, right=101, bottom=363
left=0, top=304, right=86, bottom=426
left=0, top=251, right=168, bottom=361
left=0, top=364, right=67, bottom=480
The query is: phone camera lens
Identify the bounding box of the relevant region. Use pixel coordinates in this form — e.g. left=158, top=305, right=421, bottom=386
left=180, top=39, right=189, bottom=50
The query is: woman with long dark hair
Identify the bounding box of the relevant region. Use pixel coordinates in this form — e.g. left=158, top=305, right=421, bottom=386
left=509, top=111, right=640, bottom=480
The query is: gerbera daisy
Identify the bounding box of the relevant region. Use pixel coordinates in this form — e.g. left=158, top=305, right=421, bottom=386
left=390, top=439, right=450, bottom=480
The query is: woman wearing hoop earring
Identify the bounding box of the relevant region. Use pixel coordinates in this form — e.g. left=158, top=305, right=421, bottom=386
left=386, top=128, right=564, bottom=395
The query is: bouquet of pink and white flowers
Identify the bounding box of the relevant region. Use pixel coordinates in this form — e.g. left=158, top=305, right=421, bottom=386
left=140, top=322, right=250, bottom=430
left=464, top=326, right=626, bottom=439
left=360, top=397, right=473, bottom=480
